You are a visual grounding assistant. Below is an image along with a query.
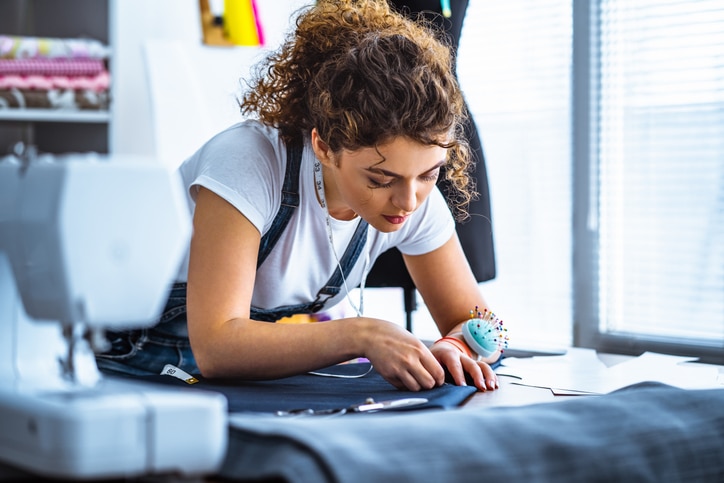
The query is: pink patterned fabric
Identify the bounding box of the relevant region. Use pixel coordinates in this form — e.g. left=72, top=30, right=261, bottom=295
left=0, top=58, right=106, bottom=76
left=0, top=35, right=111, bottom=113
left=0, top=71, right=110, bottom=92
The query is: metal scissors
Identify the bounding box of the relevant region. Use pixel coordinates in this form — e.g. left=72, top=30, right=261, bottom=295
left=275, top=397, right=429, bottom=417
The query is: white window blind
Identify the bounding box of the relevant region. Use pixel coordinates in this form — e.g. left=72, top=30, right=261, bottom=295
left=593, top=1, right=724, bottom=348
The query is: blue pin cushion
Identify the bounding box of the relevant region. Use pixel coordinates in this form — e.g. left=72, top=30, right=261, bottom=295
left=462, top=317, right=503, bottom=358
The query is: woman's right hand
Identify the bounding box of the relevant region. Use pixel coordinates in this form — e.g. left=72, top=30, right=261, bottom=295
left=355, top=317, right=446, bottom=392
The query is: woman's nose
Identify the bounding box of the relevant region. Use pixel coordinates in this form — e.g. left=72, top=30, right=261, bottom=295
left=391, top=183, right=417, bottom=213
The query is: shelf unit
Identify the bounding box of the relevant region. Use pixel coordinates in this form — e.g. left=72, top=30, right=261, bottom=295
left=0, top=0, right=110, bottom=155
left=0, top=110, right=110, bottom=123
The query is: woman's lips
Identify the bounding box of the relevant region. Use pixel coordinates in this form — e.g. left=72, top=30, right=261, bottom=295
left=383, top=214, right=408, bottom=225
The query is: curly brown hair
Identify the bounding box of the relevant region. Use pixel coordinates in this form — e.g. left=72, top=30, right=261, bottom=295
left=240, top=0, right=475, bottom=219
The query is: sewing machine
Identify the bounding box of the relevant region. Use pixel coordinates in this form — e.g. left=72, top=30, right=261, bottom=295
left=0, top=149, right=227, bottom=480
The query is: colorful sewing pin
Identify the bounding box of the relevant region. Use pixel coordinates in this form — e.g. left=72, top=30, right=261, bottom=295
left=440, top=0, right=452, bottom=18
left=462, top=307, right=509, bottom=357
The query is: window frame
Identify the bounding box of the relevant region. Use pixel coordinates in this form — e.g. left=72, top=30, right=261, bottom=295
left=572, top=0, right=724, bottom=365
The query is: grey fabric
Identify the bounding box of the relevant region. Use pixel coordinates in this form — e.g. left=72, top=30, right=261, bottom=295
left=220, top=382, right=724, bottom=482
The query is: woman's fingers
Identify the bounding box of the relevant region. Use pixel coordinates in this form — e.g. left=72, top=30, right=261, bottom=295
left=465, top=358, right=499, bottom=390
left=384, top=358, right=444, bottom=391
left=433, top=343, right=500, bottom=391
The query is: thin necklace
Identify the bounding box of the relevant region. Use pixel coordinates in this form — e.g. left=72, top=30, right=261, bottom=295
left=313, top=158, right=369, bottom=317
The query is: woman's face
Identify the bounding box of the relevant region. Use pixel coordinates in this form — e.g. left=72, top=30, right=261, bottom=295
left=319, top=134, right=447, bottom=233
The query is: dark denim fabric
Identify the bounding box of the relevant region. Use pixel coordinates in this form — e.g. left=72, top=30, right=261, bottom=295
left=96, top=282, right=196, bottom=376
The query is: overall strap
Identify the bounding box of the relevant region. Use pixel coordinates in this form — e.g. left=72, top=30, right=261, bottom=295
left=308, top=218, right=369, bottom=312
left=251, top=219, right=370, bottom=319
left=256, top=134, right=304, bottom=269
left=251, top=132, right=370, bottom=317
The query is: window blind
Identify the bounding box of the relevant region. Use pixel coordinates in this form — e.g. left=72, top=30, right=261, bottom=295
left=593, top=0, right=724, bottom=348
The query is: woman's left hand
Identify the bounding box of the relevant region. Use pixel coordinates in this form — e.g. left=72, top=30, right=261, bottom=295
left=430, top=340, right=499, bottom=391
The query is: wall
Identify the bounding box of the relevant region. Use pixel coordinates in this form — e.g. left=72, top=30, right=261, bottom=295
left=110, top=0, right=310, bottom=163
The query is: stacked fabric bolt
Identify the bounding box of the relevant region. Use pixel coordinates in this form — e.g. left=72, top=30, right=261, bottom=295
left=0, top=35, right=111, bottom=111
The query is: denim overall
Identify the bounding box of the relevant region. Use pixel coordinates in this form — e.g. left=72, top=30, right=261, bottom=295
left=96, top=135, right=369, bottom=377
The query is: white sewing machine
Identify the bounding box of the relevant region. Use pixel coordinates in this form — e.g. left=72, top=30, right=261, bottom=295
left=0, top=148, right=227, bottom=480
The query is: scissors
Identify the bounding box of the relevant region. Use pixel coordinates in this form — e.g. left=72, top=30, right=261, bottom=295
left=275, top=397, right=429, bottom=417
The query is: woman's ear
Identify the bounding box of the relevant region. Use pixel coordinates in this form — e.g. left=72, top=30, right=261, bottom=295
left=310, top=128, right=336, bottom=168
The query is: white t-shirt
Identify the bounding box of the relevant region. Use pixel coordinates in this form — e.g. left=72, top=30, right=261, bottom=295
left=177, top=120, right=455, bottom=311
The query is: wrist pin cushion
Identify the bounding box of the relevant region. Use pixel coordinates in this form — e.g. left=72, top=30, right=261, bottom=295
left=462, top=306, right=509, bottom=358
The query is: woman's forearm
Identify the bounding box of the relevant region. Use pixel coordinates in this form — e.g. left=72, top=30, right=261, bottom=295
left=189, top=316, right=367, bottom=379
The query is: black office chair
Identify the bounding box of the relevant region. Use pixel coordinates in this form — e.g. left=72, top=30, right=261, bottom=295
left=367, top=0, right=496, bottom=331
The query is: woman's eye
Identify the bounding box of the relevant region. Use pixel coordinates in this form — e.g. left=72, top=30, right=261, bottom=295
left=368, top=169, right=439, bottom=188
left=420, top=169, right=440, bottom=182
left=368, top=177, right=394, bottom=189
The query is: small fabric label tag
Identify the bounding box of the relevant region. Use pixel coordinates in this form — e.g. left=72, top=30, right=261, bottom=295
left=161, top=363, right=199, bottom=384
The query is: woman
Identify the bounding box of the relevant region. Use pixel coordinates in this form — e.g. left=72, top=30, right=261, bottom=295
left=97, top=0, right=500, bottom=392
